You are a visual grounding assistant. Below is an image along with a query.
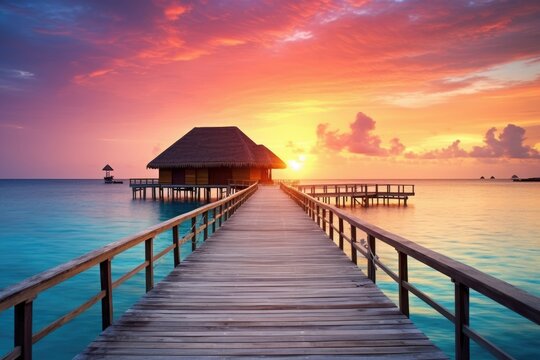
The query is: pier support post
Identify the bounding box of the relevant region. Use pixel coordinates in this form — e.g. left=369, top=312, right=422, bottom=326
left=14, top=299, right=33, bottom=360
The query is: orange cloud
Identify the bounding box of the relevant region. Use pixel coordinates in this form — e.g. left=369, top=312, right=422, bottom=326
left=164, top=4, right=190, bottom=21
left=73, top=69, right=114, bottom=84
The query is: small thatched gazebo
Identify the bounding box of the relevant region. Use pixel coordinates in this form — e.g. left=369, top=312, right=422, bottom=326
left=102, top=164, right=114, bottom=177
left=147, top=127, right=286, bottom=185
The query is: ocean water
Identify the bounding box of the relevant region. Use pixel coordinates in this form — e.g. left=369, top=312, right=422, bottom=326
left=298, top=179, right=540, bottom=359
left=0, top=180, right=207, bottom=359
left=0, top=179, right=538, bottom=359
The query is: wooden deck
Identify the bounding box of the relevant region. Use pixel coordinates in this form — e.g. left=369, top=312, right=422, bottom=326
left=77, top=186, right=445, bottom=359
left=296, top=184, right=415, bottom=207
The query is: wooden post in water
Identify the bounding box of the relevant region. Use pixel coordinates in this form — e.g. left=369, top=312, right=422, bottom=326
left=14, top=299, right=33, bottom=360
left=367, top=234, right=376, bottom=283
left=455, top=281, right=470, bottom=360
left=398, top=251, right=409, bottom=317
left=99, top=259, right=113, bottom=330
left=145, top=238, right=154, bottom=292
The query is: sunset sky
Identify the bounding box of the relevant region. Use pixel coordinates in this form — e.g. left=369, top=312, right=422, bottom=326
left=1, top=0, right=540, bottom=179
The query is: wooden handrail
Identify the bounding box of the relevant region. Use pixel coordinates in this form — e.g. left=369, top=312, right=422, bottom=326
left=280, top=183, right=539, bottom=360
left=0, top=183, right=258, bottom=360
left=129, top=178, right=159, bottom=185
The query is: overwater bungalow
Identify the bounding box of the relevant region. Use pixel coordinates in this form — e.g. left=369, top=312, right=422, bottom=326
left=147, top=126, right=286, bottom=185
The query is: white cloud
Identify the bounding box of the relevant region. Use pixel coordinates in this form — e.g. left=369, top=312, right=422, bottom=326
left=283, top=31, right=313, bottom=42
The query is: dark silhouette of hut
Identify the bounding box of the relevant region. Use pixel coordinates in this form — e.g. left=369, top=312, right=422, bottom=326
left=103, top=164, right=114, bottom=183
left=102, top=164, right=123, bottom=184
left=147, top=127, right=286, bottom=185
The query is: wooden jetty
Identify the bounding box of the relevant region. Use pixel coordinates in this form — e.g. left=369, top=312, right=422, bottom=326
left=296, top=183, right=415, bottom=207
left=0, top=184, right=538, bottom=360
left=129, top=178, right=255, bottom=201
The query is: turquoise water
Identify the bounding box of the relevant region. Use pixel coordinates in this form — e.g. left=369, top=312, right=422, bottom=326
left=300, top=179, right=540, bottom=359
left=0, top=180, right=207, bottom=359
left=0, top=179, right=538, bottom=359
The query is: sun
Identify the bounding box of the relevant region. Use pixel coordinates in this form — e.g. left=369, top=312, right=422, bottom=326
left=288, top=159, right=303, bottom=171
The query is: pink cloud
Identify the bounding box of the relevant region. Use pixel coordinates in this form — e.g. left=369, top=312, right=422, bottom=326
left=471, top=124, right=540, bottom=158
left=318, top=114, right=539, bottom=161
left=164, top=4, right=190, bottom=21
left=406, top=125, right=539, bottom=160
left=317, top=112, right=404, bottom=156
left=405, top=140, right=469, bottom=159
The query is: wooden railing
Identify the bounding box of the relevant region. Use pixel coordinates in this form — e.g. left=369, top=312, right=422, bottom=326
left=227, top=179, right=258, bottom=187
left=129, top=178, right=159, bottom=185
left=0, top=183, right=258, bottom=360
left=280, top=183, right=539, bottom=360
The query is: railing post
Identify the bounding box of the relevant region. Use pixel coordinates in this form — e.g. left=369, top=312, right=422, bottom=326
left=203, top=211, right=208, bottom=241
left=99, top=259, right=113, bottom=330
left=338, top=217, right=344, bottom=250
left=316, top=205, right=320, bottom=227
left=455, top=281, right=470, bottom=360
left=191, top=217, right=197, bottom=251
left=14, top=299, right=33, bottom=360
left=173, top=225, right=180, bottom=267
left=145, top=238, right=154, bottom=292
left=367, top=234, right=376, bottom=283
left=398, top=251, right=409, bottom=317
left=322, top=208, right=326, bottom=232
left=351, top=226, right=357, bottom=264
left=329, top=211, right=334, bottom=241
left=219, top=205, right=223, bottom=227
left=212, top=208, right=217, bottom=233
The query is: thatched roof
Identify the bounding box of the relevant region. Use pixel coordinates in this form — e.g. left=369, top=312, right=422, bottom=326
left=147, top=127, right=286, bottom=169
left=102, top=164, right=114, bottom=171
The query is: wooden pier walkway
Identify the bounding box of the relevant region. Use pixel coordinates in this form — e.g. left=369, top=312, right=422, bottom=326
left=77, top=187, right=445, bottom=359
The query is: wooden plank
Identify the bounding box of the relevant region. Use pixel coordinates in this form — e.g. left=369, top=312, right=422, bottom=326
left=79, top=187, right=444, bottom=359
